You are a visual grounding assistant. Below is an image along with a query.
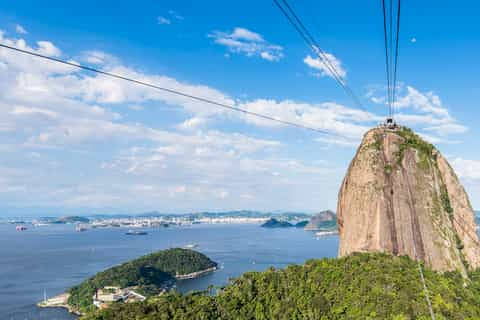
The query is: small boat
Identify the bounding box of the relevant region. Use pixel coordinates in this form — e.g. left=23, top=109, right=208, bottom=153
left=126, top=230, right=148, bottom=235
left=184, top=243, right=198, bottom=249
left=16, top=225, right=27, bottom=231
left=315, top=230, right=339, bottom=237
left=76, top=225, right=88, bottom=232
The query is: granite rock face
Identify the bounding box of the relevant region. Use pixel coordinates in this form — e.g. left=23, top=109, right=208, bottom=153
left=337, top=127, right=480, bottom=274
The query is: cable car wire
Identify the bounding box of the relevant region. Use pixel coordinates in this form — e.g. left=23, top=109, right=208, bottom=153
left=0, top=43, right=351, bottom=138
left=273, top=0, right=365, bottom=111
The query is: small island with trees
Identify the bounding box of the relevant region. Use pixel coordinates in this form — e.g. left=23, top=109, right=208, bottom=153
left=39, top=248, right=217, bottom=315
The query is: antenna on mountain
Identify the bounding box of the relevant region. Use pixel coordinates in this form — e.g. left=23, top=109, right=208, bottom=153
left=383, top=117, right=398, bottom=130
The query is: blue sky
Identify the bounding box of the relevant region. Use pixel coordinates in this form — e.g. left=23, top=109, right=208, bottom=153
left=0, top=0, right=479, bottom=215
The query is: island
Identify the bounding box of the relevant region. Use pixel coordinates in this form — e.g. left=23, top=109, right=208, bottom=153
left=303, top=210, right=337, bottom=231
left=294, top=220, right=309, bottom=228
left=39, top=248, right=217, bottom=315
left=260, top=218, right=293, bottom=228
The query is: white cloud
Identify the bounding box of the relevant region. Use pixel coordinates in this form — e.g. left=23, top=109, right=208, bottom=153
left=451, top=158, right=480, bottom=180
left=157, top=16, right=171, bottom=25
left=80, top=50, right=117, bottom=65
left=369, top=85, right=466, bottom=141
left=36, top=41, right=62, bottom=57
left=157, top=10, right=183, bottom=26
left=239, top=99, right=377, bottom=139
left=15, top=24, right=28, bottom=34
left=260, top=51, right=280, bottom=62
left=0, top=31, right=471, bottom=211
left=304, top=53, right=346, bottom=79
left=209, top=27, right=283, bottom=62
left=423, top=123, right=468, bottom=136
left=395, top=86, right=449, bottom=117
left=177, top=117, right=207, bottom=130
left=168, top=10, right=184, bottom=21
left=230, top=27, right=263, bottom=42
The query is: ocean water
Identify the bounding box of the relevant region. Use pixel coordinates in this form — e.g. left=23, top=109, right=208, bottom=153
left=0, top=223, right=339, bottom=319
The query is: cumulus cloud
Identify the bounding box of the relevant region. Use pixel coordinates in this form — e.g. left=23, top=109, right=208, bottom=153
left=208, top=27, right=284, bottom=62
left=239, top=99, right=377, bottom=139
left=157, top=16, right=171, bottom=25
left=0, top=31, right=470, bottom=211
left=15, top=24, right=28, bottom=34
left=177, top=117, right=207, bottom=131
left=369, top=85, right=467, bottom=141
left=157, top=10, right=183, bottom=25
left=451, top=158, right=480, bottom=181
left=304, top=53, right=346, bottom=79
left=80, top=50, right=118, bottom=65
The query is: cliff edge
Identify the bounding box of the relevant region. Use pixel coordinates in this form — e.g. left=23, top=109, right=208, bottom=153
left=337, top=126, right=480, bottom=274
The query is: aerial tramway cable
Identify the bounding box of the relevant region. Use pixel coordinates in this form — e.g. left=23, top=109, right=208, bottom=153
left=273, top=0, right=366, bottom=111
left=0, top=43, right=348, bottom=139
left=382, top=0, right=392, bottom=117
left=381, top=1, right=435, bottom=318
left=382, top=0, right=402, bottom=120
left=392, top=0, right=402, bottom=118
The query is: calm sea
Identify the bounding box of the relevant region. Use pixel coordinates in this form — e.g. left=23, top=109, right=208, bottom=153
left=0, top=223, right=339, bottom=319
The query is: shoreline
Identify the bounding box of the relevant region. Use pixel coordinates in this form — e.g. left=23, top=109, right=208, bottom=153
left=175, top=266, right=217, bottom=280
left=37, top=266, right=218, bottom=315
left=36, top=293, right=82, bottom=315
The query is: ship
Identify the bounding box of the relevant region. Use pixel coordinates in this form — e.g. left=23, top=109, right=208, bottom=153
left=16, top=225, right=27, bottom=231
left=184, top=243, right=198, bottom=249
left=315, top=230, right=339, bottom=237
left=75, top=224, right=88, bottom=232
left=125, top=230, right=148, bottom=235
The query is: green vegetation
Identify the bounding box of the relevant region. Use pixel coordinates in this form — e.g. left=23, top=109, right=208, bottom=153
left=49, top=216, right=90, bottom=224
left=440, top=185, right=454, bottom=219
left=82, top=252, right=480, bottom=320
left=261, top=218, right=293, bottom=228
left=396, top=127, right=435, bottom=167
left=384, top=164, right=393, bottom=174
left=68, top=248, right=217, bottom=313
left=294, top=220, right=309, bottom=228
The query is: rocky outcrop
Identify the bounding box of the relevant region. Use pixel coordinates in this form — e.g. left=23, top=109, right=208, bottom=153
left=337, top=127, right=480, bottom=274
left=304, top=210, right=336, bottom=231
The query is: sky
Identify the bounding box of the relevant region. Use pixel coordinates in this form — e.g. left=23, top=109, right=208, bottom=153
left=0, top=0, right=480, bottom=216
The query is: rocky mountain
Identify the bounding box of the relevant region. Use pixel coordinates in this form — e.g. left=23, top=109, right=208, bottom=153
left=337, top=127, right=480, bottom=274
left=304, top=210, right=337, bottom=231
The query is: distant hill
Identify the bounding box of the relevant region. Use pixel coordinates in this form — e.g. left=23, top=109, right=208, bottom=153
left=83, top=253, right=480, bottom=320
left=261, top=218, right=293, bottom=228
left=304, top=210, right=337, bottom=231
left=50, top=216, right=90, bottom=224
left=68, top=248, right=216, bottom=313
left=294, top=220, right=309, bottom=228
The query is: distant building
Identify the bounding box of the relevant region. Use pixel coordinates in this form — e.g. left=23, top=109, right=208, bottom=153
left=93, top=286, right=146, bottom=308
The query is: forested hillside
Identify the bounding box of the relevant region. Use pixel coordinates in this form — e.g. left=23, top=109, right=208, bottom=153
left=68, top=248, right=217, bottom=313
left=83, top=252, right=480, bottom=319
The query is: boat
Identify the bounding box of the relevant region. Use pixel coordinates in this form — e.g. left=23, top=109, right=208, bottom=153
left=184, top=243, right=198, bottom=249
left=75, top=225, right=88, bottom=232
left=16, top=225, right=27, bottom=231
left=126, top=230, right=148, bottom=235
left=315, top=230, right=339, bottom=237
